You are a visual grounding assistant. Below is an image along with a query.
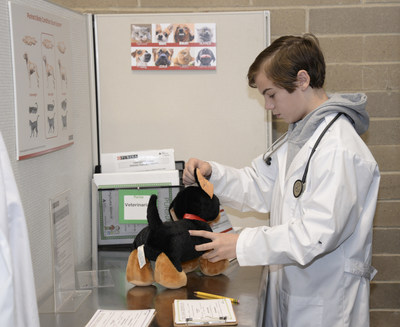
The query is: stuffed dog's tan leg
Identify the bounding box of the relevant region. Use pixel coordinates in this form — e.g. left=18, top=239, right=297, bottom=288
left=126, top=249, right=154, bottom=286
left=154, top=253, right=187, bottom=289
left=199, top=257, right=229, bottom=276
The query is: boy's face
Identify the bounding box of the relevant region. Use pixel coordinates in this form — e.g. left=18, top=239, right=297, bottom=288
left=255, top=72, right=307, bottom=124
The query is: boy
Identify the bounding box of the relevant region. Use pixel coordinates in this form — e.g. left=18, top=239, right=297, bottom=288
left=184, top=34, right=380, bottom=326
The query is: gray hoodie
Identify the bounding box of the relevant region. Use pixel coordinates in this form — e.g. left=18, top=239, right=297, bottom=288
left=285, top=93, right=369, bottom=173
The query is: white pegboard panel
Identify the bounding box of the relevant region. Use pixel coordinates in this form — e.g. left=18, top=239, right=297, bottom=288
left=1, top=0, right=94, bottom=301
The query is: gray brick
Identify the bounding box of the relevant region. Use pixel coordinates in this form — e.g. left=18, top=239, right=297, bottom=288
left=269, top=9, right=306, bottom=36
left=362, top=119, right=400, bottom=146
left=369, top=145, right=400, bottom=172
left=362, top=64, right=400, bottom=92
left=377, top=173, right=400, bottom=201
left=372, top=255, right=400, bottom=281
left=319, top=36, right=363, bottom=63
left=374, top=200, right=400, bottom=227
left=370, top=311, right=400, bottom=327
left=373, top=228, right=400, bottom=254
left=365, top=92, right=400, bottom=118
left=370, top=282, right=400, bottom=309
left=309, top=7, right=400, bottom=34
left=364, top=35, right=400, bottom=62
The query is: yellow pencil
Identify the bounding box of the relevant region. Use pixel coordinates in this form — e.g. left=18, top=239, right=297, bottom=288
left=194, top=291, right=240, bottom=304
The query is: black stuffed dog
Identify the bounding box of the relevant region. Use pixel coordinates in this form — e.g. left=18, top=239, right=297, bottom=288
left=126, top=169, right=229, bottom=289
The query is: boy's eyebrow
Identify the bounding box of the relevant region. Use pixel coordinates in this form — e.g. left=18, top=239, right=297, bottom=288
left=262, top=88, right=272, bottom=95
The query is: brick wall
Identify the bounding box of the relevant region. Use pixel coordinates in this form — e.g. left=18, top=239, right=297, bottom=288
left=50, top=0, right=400, bottom=325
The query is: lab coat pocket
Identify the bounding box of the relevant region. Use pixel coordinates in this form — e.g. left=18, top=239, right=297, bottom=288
left=279, top=289, right=323, bottom=327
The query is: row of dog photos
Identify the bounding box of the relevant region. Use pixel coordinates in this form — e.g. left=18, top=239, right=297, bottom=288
left=131, top=46, right=216, bottom=70
left=131, top=23, right=216, bottom=45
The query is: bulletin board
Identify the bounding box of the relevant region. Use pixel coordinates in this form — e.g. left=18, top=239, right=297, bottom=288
left=94, top=11, right=271, bottom=170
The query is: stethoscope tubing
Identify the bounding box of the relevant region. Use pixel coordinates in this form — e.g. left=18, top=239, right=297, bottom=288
left=263, top=132, right=288, bottom=165
left=263, top=112, right=343, bottom=198
left=298, top=112, right=343, bottom=188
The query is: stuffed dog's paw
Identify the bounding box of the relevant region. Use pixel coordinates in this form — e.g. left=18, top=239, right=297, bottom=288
left=154, top=252, right=187, bottom=289
left=181, top=258, right=200, bottom=273
left=126, top=249, right=155, bottom=286
left=199, top=256, right=229, bottom=276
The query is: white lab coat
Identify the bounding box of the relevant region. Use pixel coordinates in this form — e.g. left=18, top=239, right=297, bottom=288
left=209, top=114, right=380, bottom=327
left=0, top=133, right=39, bottom=327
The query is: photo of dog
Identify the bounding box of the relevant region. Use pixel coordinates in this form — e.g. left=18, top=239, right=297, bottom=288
left=153, top=48, right=174, bottom=67
left=155, top=24, right=174, bottom=43
left=174, top=24, right=195, bottom=43
left=132, top=49, right=152, bottom=68
left=131, top=24, right=151, bottom=44
left=173, top=47, right=195, bottom=67
left=196, top=25, right=215, bottom=43
left=196, top=48, right=216, bottom=67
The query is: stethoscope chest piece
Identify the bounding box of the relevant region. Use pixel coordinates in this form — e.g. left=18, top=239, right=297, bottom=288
left=293, top=179, right=304, bottom=198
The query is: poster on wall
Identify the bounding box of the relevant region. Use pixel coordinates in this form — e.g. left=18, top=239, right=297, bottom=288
left=9, top=2, right=73, bottom=160
left=131, top=23, right=216, bottom=70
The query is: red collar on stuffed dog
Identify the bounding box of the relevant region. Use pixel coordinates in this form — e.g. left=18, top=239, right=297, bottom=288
left=183, top=213, right=207, bottom=223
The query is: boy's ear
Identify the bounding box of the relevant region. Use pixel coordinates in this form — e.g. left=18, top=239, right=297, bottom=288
left=297, top=70, right=310, bottom=90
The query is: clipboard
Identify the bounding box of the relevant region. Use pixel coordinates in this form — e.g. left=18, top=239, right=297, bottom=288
left=173, top=299, right=238, bottom=326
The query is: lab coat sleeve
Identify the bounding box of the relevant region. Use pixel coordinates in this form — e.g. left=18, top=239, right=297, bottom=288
left=0, top=133, right=39, bottom=327
left=236, top=147, right=379, bottom=266
left=209, top=154, right=277, bottom=213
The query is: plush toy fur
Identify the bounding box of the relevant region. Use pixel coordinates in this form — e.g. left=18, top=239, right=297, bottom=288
left=126, top=169, right=229, bottom=289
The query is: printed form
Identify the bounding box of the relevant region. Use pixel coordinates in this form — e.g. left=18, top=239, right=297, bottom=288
left=85, top=309, right=155, bottom=327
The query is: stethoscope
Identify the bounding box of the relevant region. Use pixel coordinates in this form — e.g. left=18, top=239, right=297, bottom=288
left=263, top=112, right=343, bottom=198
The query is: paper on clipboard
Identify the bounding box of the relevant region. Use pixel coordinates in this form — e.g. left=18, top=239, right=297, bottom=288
left=173, top=299, right=237, bottom=326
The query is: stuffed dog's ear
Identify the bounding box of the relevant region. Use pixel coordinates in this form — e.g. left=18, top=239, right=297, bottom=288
left=194, top=168, right=214, bottom=199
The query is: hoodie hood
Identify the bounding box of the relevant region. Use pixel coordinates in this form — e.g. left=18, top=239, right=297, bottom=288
left=285, top=93, right=368, bottom=173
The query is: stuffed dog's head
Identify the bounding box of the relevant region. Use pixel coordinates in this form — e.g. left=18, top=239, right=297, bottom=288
left=196, top=48, right=216, bottom=66
left=169, top=169, right=220, bottom=222
left=131, top=49, right=151, bottom=66
left=174, top=24, right=195, bottom=43
left=155, top=24, right=173, bottom=43
left=153, top=48, right=174, bottom=66
left=197, top=26, right=214, bottom=43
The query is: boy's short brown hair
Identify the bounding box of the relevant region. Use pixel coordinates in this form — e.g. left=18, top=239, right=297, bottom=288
left=247, top=33, right=326, bottom=93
